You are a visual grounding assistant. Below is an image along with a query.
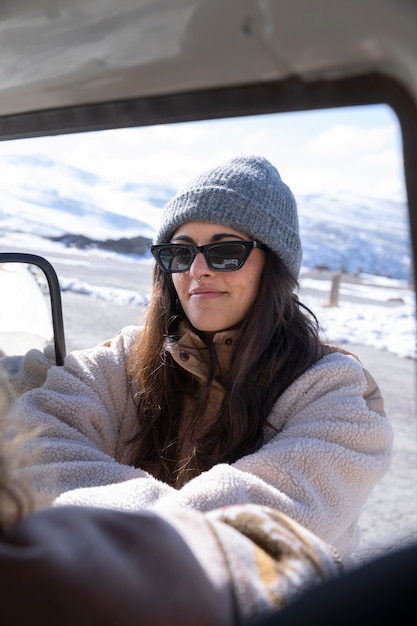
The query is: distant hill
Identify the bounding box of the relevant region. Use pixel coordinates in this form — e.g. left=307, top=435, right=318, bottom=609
left=0, top=153, right=411, bottom=281
left=297, top=193, right=410, bottom=280
left=49, top=233, right=152, bottom=255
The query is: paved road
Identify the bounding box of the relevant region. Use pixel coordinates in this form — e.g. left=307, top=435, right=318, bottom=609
left=346, top=343, right=417, bottom=563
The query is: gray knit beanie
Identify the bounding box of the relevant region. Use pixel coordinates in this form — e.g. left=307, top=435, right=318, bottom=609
left=155, top=155, right=302, bottom=280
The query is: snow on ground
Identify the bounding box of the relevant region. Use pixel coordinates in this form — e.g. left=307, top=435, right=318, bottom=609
left=58, top=260, right=416, bottom=359
left=2, top=230, right=415, bottom=359
left=300, top=274, right=416, bottom=359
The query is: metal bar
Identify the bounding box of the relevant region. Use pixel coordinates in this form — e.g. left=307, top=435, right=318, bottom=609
left=0, top=252, right=66, bottom=365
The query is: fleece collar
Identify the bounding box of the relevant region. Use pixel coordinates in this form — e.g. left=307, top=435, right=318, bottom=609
left=163, top=321, right=238, bottom=386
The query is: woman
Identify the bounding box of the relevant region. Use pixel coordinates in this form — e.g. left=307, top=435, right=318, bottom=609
left=9, top=155, right=392, bottom=566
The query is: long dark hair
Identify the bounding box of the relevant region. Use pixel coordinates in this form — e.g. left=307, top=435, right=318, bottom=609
left=127, top=251, right=322, bottom=487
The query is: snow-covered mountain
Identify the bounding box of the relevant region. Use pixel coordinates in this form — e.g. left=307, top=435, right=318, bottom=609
left=298, top=193, right=410, bottom=280
left=0, top=153, right=173, bottom=240
left=0, top=152, right=412, bottom=281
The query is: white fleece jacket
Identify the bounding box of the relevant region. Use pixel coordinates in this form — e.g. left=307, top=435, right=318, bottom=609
left=9, top=325, right=393, bottom=561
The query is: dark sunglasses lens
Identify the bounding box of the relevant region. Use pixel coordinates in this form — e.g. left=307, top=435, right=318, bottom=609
left=158, top=245, right=194, bottom=271
left=208, top=243, right=249, bottom=270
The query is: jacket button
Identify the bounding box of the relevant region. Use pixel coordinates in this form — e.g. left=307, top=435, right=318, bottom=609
left=179, top=351, right=189, bottom=361
left=225, top=338, right=233, bottom=345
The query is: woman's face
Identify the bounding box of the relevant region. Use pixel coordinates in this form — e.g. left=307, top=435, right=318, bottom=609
left=171, top=221, right=266, bottom=333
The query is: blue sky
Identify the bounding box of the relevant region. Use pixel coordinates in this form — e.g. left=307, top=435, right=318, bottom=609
left=0, top=105, right=405, bottom=199
left=0, top=103, right=405, bottom=202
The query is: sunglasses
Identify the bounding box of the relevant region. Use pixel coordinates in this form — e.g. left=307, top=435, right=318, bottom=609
left=151, top=240, right=268, bottom=273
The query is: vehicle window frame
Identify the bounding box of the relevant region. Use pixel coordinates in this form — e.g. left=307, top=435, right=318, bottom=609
left=1, top=73, right=416, bottom=283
